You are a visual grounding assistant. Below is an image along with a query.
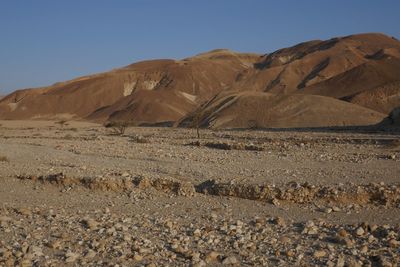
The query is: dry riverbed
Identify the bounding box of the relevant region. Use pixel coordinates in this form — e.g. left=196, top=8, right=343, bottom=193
left=0, top=120, right=399, bottom=266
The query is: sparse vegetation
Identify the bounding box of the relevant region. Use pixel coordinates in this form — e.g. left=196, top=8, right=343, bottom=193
left=205, top=142, right=232, bottom=150
left=129, top=134, right=149, bottom=143
left=64, top=134, right=73, bottom=140
left=387, top=138, right=400, bottom=149
left=186, top=141, right=264, bottom=151
left=104, top=121, right=130, bottom=136
left=247, top=119, right=259, bottom=130
left=55, top=120, right=68, bottom=127
left=0, top=155, right=9, bottom=162
left=190, top=110, right=202, bottom=139
left=394, top=139, right=400, bottom=147
left=187, top=102, right=216, bottom=139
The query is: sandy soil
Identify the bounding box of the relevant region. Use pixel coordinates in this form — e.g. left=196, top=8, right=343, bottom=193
left=0, top=120, right=399, bottom=266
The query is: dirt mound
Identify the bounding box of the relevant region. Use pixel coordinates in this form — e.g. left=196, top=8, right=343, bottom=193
left=196, top=180, right=400, bottom=207
left=16, top=173, right=400, bottom=208
left=178, top=91, right=386, bottom=129
left=17, top=173, right=196, bottom=197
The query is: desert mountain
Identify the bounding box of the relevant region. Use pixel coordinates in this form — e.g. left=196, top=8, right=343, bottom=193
left=0, top=51, right=259, bottom=124
left=0, top=33, right=399, bottom=128
left=180, top=33, right=400, bottom=128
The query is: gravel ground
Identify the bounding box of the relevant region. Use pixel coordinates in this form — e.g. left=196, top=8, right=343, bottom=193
left=0, top=120, right=399, bottom=266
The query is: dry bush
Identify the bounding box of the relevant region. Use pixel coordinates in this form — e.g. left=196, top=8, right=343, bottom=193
left=129, top=135, right=149, bottom=144
left=0, top=156, right=9, bottom=162
left=64, top=134, right=73, bottom=140
left=192, top=112, right=202, bottom=139
left=205, top=142, right=232, bottom=150
left=242, top=144, right=264, bottom=151
left=185, top=141, right=201, bottom=147
left=247, top=119, right=259, bottom=130
left=387, top=138, right=400, bottom=149
left=55, top=120, right=68, bottom=127
left=187, top=102, right=214, bottom=139
left=392, top=139, right=400, bottom=147
left=104, top=121, right=130, bottom=136
left=187, top=141, right=263, bottom=151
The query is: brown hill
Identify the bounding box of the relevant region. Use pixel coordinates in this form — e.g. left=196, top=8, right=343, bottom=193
left=234, top=33, right=400, bottom=95
left=343, top=81, right=400, bottom=114
left=180, top=33, right=400, bottom=128
left=0, top=33, right=399, bottom=129
left=177, top=91, right=386, bottom=129
left=301, top=57, right=400, bottom=100
left=0, top=51, right=260, bottom=123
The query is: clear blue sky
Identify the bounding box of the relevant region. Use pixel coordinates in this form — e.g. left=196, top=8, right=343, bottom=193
left=1, top=0, right=399, bottom=94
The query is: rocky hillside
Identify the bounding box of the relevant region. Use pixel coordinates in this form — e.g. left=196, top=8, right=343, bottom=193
left=181, top=33, right=400, bottom=128
left=0, top=33, right=399, bottom=128
left=0, top=51, right=259, bottom=124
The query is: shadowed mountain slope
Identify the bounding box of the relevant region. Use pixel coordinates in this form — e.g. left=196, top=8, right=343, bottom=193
left=177, top=91, right=386, bottom=129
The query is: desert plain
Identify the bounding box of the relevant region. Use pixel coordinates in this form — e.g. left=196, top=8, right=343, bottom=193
left=0, top=120, right=399, bottom=266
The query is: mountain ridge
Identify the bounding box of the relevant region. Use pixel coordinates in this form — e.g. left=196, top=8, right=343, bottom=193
left=1, top=32, right=399, bottom=129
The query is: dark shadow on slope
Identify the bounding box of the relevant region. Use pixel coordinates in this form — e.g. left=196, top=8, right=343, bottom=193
left=139, top=121, right=175, bottom=127
left=228, top=125, right=400, bottom=135
left=297, top=57, right=330, bottom=89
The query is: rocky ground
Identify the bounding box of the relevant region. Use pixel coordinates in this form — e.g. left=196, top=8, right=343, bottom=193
left=0, top=120, right=399, bottom=266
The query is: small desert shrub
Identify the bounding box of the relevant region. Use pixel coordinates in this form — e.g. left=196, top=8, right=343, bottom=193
left=248, top=119, right=259, bottom=130
left=392, top=139, right=400, bottom=146
left=387, top=138, right=400, bottom=149
left=129, top=135, right=149, bottom=143
left=64, top=134, right=73, bottom=140
left=55, top=120, right=68, bottom=127
left=0, top=156, right=9, bottom=162
left=187, top=104, right=212, bottom=139
left=104, top=121, right=130, bottom=136
left=190, top=141, right=263, bottom=151
left=243, top=144, right=264, bottom=151
left=185, top=141, right=201, bottom=147
left=205, top=142, right=232, bottom=150
left=191, top=112, right=202, bottom=139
